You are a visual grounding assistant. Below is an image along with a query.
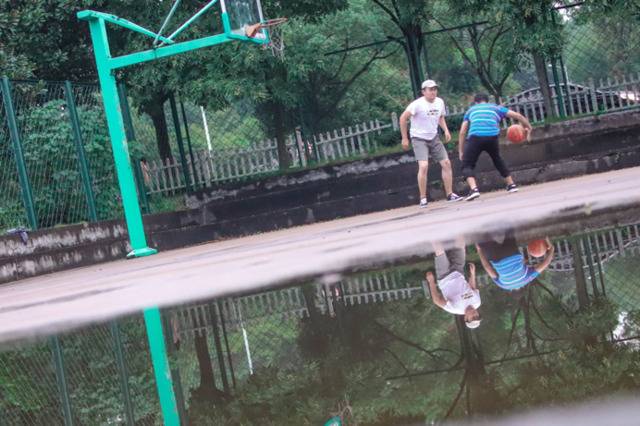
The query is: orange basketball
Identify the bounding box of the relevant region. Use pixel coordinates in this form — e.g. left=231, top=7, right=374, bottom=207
left=507, top=124, right=526, bottom=144
left=527, top=239, right=547, bottom=258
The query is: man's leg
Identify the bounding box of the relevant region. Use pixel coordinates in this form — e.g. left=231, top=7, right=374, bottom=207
left=412, top=138, right=430, bottom=204
left=433, top=242, right=450, bottom=280
left=462, top=138, right=483, bottom=199
left=440, top=158, right=454, bottom=196
left=418, top=160, right=429, bottom=200
left=485, top=138, right=516, bottom=188
left=427, top=137, right=459, bottom=200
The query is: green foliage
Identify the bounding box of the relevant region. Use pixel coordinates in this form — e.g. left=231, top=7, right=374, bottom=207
left=0, top=0, right=99, bottom=79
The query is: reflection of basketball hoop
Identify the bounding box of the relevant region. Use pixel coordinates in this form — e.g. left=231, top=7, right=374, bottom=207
left=244, top=18, right=288, bottom=59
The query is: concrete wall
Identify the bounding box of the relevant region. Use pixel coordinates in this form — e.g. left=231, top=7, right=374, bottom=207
left=2, top=110, right=639, bottom=284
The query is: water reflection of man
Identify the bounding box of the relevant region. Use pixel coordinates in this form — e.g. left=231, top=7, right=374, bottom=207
left=476, top=229, right=554, bottom=291
left=427, top=241, right=481, bottom=329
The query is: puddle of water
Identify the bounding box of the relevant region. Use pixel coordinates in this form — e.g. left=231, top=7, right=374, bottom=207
left=1, top=217, right=640, bottom=425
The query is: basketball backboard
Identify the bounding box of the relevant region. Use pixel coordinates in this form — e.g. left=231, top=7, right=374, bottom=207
left=222, top=0, right=267, bottom=40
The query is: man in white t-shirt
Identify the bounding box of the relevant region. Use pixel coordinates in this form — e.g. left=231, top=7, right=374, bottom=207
left=400, top=80, right=462, bottom=208
left=426, top=241, right=481, bottom=329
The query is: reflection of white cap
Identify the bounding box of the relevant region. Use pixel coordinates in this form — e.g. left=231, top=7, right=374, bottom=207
left=466, top=319, right=481, bottom=329
left=421, top=79, right=438, bottom=89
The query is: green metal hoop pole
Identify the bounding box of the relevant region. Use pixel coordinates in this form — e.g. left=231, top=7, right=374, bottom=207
left=85, top=18, right=156, bottom=258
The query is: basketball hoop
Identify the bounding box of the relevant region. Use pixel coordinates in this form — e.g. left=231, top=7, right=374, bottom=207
left=244, top=17, right=288, bottom=59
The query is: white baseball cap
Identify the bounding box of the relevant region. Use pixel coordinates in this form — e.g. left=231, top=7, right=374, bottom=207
left=421, top=79, right=438, bottom=89
left=466, top=319, right=482, bottom=329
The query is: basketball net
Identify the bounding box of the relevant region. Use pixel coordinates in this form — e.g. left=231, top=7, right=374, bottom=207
left=244, top=18, right=288, bottom=60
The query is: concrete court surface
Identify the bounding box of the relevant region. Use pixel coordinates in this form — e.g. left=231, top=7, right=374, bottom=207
left=1, top=167, right=640, bottom=344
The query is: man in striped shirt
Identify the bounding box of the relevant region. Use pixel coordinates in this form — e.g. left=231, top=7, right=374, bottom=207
left=458, top=94, right=533, bottom=201
left=476, top=230, right=554, bottom=291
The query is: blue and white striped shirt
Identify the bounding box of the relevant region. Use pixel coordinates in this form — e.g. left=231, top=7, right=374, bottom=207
left=490, top=254, right=539, bottom=291
left=463, top=103, right=509, bottom=137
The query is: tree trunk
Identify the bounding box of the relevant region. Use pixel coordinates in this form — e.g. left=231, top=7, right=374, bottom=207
left=146, top=102, right=173, bottom=161
left=402, top=28, right=424, bottom=98
left=532, top=52, right=556, bottom=119
left=273, top=102, right=292, bottom=170
left=194, top=330, right=217, bottom=393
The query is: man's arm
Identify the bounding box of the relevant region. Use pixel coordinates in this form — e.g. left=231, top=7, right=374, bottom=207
left=475, top=244, right=498, bottom=279
left=426, top=271, right=447, bottom=308
left=400, top=110, right=412, bottom=151
left=439, top=116, right=451, bottom=142
left=535, top=239, right=556, bottom=273
left=468, top=263, right=478, bottom=290
left=458, top=121, right=469, bottom=160
left=506, top=110, right=533, bottom=141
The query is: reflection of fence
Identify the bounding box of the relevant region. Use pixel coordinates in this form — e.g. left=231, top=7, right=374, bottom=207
left=144, top=116, right=396, bottom=195
left=528, top=224, right=640, bottom=272
left=0, top=318, right=158, bottom=425
left=173, top=269, right=424, bottom=336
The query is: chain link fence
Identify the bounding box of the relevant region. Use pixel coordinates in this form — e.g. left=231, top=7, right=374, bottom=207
left=2, top=4, right=640, bottom=233
left=0, top=318, right=159, bottom=425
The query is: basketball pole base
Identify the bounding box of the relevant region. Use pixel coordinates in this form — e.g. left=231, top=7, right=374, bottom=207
left=127, top=247, right=158, bottom=259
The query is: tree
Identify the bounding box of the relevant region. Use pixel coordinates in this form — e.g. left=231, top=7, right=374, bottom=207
left=0, top=1, right=98, bottom=80
left=366, top=0, right=435, bottom=97
left=434, top=2, right=521, bottom=102
left=444, top=1, right=563, bottom=116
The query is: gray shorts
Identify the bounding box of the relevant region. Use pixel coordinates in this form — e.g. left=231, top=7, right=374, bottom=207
left=412, top=136, right=448, bottom=163
left=435, top=248, right=466, bottom=280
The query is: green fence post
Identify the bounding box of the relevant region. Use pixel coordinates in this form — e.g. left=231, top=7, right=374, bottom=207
left=50, top=336, right=73, bottom=426
left=64, top=81, right=98, bottom=222
left=132, top=159, right=150, bottom=214
left=179, top=99, right=198, bottom=188
left=143, top=307, right=180, bottom=426
left=169, top=94, right=192, bottom=193
left=110, top=321, right=135, bottom=426
left=1, top=76, right=38, bottom=229
left=117, top=83, right=137, bottom=144
left=551, top=59, right=566, bottom=118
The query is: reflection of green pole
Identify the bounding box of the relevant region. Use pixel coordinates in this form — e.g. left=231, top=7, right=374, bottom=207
left=85, top=18, right=156, bottom=258
left=110, top=321, right=135, bottom=426
left=50, top=336, right=73, bottom=425
left=144, top=307, right=180, bottom=426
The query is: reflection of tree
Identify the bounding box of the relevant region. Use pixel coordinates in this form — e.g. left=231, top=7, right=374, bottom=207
left=184, top=257, right=640, bottom=424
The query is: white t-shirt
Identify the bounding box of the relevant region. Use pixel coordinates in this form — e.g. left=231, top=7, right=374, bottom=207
left=405, top=97, right=446, bottom=140
left=437, top=271, right=481, bottom=315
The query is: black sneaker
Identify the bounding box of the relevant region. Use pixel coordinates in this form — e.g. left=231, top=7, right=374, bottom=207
left=447, top=193, right=463, bottom=202
left=507, top=183, right=519, bottom=193
left=465, top=188, right=480, bottom=201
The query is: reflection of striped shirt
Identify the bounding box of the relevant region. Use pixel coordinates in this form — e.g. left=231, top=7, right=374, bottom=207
left=490, top=254, right=539, bottom=290
left=463, top=103, right=509, bottom=137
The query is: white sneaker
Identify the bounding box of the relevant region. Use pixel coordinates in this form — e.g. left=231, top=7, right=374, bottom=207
left=447, top=193, right=463, bottom=202
left=419, top=198, right=428, bottom=208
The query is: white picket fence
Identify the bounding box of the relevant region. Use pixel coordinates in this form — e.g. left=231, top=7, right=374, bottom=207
left=446, top=72, right=640, bottom=125
left=145, top=115, right=397, bottom=195
left=145, top=73, right=639, bottom=196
